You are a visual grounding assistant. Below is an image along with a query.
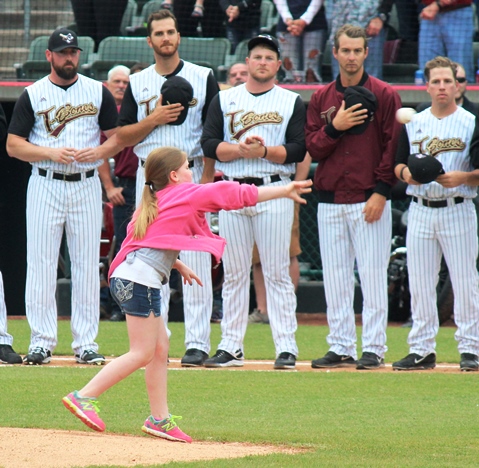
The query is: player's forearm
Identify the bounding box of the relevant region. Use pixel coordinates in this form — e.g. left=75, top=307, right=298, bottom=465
left=262, top=145, right=287, bottom=164
left=116, top=118, right=157, bottom=148
left=294, top=153, right=312, bottom=181
left=200, top=157, right=216, bottom=184
left=216, top=142, right=242, bottom=161
left=98, top=159, right=115, bottom=190
left=6, top=134, right=52, bottom=162
left=97, top=134, right=123, bottom=160
left=464, top=169, right=479, bottom=186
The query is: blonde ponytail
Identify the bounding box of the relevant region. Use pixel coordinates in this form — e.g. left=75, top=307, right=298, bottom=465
left=132, top=146, right=187, bottom=240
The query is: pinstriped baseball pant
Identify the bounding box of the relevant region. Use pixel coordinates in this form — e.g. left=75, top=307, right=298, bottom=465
left=407, top=200, right=479, bottom=356
left=25, top=171, right=102, bottom=354
left=317, top=201, right=391, bottom=359
left=218, top=186, right=298, bottom=357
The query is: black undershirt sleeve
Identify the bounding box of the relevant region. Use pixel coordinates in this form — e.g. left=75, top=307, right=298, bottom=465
left=98, top=86, right=119, bottom=131
left=202, top=71, right=220, bottom=125
left=395, top=127, right=411, bottom=166
left=8, top=91, right=35, bottom=138
left=118, top=84, right=139, bottom=126
left=201, top=94, right=224, bottom=160
left=283, top=96, right=307, bottom=164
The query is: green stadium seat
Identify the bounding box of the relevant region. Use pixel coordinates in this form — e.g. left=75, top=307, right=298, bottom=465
left=85, top=36, right=154, bottom=80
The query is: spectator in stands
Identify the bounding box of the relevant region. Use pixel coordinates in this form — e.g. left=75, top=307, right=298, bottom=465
left=98, top=65, right=139, bottom=322
left=416, top=62, right=479, bottom=115
left=70, top=0, right=128, bottom=50
left=392, top=0, right=420, bottom=64
left=219, top=0, right=261, bottom=53
left=274, top=0, right=328, bottom=83
left=173, top=0, right=226, bottom=38
left=227, top=62, right=249, bottom=86
left=418, top=0, right=475, bottom=83
left=328, top=0, right=394, bottom=80
left=160, top=0, right=205, bottom=17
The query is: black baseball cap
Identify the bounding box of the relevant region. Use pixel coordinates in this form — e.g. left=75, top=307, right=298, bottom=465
left=248, top=34, right=281, bottom=57
left=344, top=86, right=377, bottom=135
left=48, top=28, right=82, bottom=52
left=407, top=154, right=445, bottom=184
left=160, top=75, right=194, bottom=126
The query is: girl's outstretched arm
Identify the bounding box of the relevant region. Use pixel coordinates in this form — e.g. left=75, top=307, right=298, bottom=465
left=257, top=179, right=313, bottom=204
left=173, top=259, right=203, bottom=286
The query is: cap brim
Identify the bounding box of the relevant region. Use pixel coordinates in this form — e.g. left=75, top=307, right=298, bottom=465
left=50, top=45, right=83, bottom=52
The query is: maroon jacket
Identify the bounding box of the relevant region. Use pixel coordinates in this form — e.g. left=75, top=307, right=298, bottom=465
left=305, top=73, right=402, bottom=204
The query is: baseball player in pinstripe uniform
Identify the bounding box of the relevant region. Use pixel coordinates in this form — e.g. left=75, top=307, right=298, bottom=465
left=116, top=10, right=219, bottom=367
left=393, top=56, right=479, bottom=371
left=201, top=34, right=307, bottom=370
left=7, top=28, right=120, bottom=365
left=305, top=24, right=402, bottom=370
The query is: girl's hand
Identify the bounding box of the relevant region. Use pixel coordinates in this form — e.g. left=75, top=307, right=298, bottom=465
left=174, top=260, right=203, bottom=286
left=286, top=179, right=313, bottom=203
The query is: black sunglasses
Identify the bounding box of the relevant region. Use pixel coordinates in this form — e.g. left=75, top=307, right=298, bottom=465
left=456, top=77, right=467, bottom=83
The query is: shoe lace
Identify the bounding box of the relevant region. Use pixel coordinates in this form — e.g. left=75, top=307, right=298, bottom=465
left=31, top=347, right=47, bottom=356
left=78, top=397, right=101, bottom=414
left=152, top=414, right=182, bottom=431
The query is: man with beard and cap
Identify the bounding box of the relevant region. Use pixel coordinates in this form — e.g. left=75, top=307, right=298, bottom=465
left=6, top=27, right=121, bottom=365
left=305, top=24, right=402, bottom=370
left=116, top=10, right=219, bottom=368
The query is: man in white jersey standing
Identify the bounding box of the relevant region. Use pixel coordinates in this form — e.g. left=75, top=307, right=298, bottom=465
left=7, top=28, right=120, bottom=365
left=393, top=56, right=479, bottom=371
left=116, top=10, right=219, bottom=367
left=201, top=34, right=307, bottom=369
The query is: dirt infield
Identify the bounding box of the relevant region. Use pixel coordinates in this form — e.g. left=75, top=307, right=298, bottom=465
left=0, top=428, right=302, bottom=468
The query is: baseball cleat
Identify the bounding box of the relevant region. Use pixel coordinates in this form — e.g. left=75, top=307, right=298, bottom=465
left=204, top=349, right=244, bottom=367
left=23, top=347, right=52, bottom=365
left=0, top=344, right=23, bottom=364
left=75, top=349, right=106, bottom=365
left=356, top=352, right=385, bottom=370
left=311, top=351, right=356, bottom=368
left=274, top=352, right=296, bottom=369
left=460, top=353, right=479, bottom=372
left=181, top=348, right=208, bottom=367
left=392, top=353, right=436, bottom=370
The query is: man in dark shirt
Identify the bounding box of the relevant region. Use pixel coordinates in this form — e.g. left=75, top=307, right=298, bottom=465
left=305, top=24, right=401, bottom=370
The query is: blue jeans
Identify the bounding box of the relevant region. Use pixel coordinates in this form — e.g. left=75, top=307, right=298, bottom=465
left=419, top=6, right=474, bottom=82
left=226, top=26, right=260, bottom=53
left=110, top=277, right=162, bottom=318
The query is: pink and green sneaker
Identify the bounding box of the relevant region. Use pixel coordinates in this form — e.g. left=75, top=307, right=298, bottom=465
left=62, top=391, right=105, bottom=432
left=142, top=414, right=192, bottom=443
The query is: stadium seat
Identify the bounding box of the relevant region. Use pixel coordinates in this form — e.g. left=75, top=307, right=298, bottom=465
left=178, top=37, right=231, bottom=79
left=14, top=35, right=95, bottom=80
left=260, top=0, right=278, bottom=34
left=85, top=36, right=154, bottom=80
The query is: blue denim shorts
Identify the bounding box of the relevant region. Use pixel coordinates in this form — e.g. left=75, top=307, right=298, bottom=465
left=110, top=277, right=162, bottom=318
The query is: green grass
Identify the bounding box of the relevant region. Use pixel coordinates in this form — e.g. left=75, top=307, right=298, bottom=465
left=2, top=319, right=477, bottom=467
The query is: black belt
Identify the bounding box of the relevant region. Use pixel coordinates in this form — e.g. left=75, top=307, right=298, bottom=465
left=412, top=196, right=464, bottom=208
left=38, top=168, right=95, bottom=182
left=141, top=158, right=195, bottom=168
left=223, top=174, right=282, bottom=186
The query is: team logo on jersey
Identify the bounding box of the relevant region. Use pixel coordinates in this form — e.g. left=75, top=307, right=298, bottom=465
left=37, top=102, right=98, bottom=138
left=226, top=109, right=283, bottom=141
left=412, top=136, right=466, bottom=157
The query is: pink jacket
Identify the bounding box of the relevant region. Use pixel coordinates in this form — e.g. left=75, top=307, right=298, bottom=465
left=108, top=181, right=258, bottom=279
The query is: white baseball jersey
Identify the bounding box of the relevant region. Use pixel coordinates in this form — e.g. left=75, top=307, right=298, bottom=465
left=215, top=83, right=297, bottom=178
left=26, top=74, right=106, bottom=171
left=128, top=62, right=211, bottom=162
left=9, top=74, right=117, bottom=356
left=403, top=106, right=479, bottom=356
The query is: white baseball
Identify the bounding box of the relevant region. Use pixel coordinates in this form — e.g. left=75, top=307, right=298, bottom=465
left=396, top=107, right=417, bottom=124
